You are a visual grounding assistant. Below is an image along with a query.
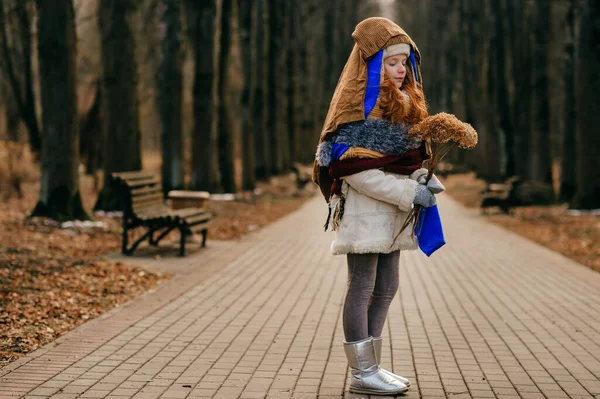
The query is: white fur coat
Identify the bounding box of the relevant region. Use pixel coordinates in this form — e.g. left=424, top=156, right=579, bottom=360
left=328, top=168, right=426, bottom=255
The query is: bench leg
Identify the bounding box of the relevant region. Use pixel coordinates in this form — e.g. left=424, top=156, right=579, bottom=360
left=151, top=225, right=178, bottom=246
left=125, top=228, right=154, bottom=255
left=122, top=219, right=129, bottom=255
left=202, top=229, right=208, bottom=247
left=148, top=228, right=155, bottom=245
left=179, top=227, right=186, bottom=257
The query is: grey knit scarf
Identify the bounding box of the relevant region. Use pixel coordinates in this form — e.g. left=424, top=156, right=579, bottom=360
left=315, top=119, right=422, bottom=167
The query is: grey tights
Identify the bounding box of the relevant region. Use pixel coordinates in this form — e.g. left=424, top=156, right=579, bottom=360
left=343, top=251, right=400, bottom=342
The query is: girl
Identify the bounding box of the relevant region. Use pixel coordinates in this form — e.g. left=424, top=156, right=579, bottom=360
left=313, top=17, right=443, bottom=395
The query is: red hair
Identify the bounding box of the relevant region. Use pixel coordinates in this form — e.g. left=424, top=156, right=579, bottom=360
left=379, top=64, right=428, bottom=125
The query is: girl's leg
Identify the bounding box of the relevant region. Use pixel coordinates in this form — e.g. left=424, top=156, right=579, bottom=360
left=367, top=250, right=400, bottom=338
left=343, top=253, right=378, bottom=342
left=342, top=252, right=408, bottom=394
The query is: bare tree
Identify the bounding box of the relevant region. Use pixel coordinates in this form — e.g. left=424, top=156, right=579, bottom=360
left=571, top=0, right=600, bottom=209
left=286, top=0, right=297, bottom=166
left=185, top=0, right=221, bottom=192
left=78, top=82, right=103, bottom=190
left=238, top=0, right=256, bottom=191
left=253, top=0, right=270, bottom=179
left=481, top=0, right=503, bottom=181
left=217, top=0, right=236, bottom=193
left=266, top=0, right=289, bottom=175
left=265, top=0, right=278, bottom=174
left=492, top=0, right=514, bottom=178
left=294, top=0, right=313, bottom=164
left=560, top=0, right=576, bottom=201
left=95, top=0, right=143, bottom=211
left=157, top=0, right=184, bottom=196
left=0, top=0, right=42, bottom=153
left=508, top=0, right=532, bottom=179
left=528, top=0, right=552, bottom=184
left=30, top=0, right=87, bottom=221
left=459, top=0, right=490, bottom=173
left=0, top=72, right=20, bottom=142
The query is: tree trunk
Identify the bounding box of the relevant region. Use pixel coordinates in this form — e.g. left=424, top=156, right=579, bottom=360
left=95, top=0, right=143, bottom=211
left=492, top=0, right=514, bottom=178
left=474, top=0, right=505, bottom=182
left=0, top=0, right=42, bottom=153
left=310, top=0, right=327, bottom=147
left=528, top=0, right=552, bottom=184
left=238, top=0, right=256, bottom=191
left=277, top=1, right=291, bottom=172
left=253, top=0, right=270, bottom=179
left=508, top=0, right=532, bottom=178
left=78, top=83, right=103, bottom=181
left=295, top=0, right=315, bottom=164
left=322, top=4, right=337, bottom=119
left=157, top=0, right=184, bottom=196
left=480, top=0, right=503, bottom=182
left=427, top=0, right=449, bottom=113
left=444, top=0, right=459, bottom=113
left=266, top=0, right=287, bottom=175
left=30, top=0, right=87, bottom=221
left=217, top=0, right=236, bottom=193
left=0, top=75, right=20, bottom=142
left=560, top=0, right=576, bottom=202
left=185, top=0, right=221, bottom=192
left=571, top=0, right=600, bottom=209
left=286, top=0, right=297, bottom=166
left=460, top=0, right=488, bottom=172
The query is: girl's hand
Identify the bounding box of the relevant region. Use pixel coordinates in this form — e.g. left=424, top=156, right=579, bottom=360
left=424, top=175, right=445, bottom=194
left=414, top=185, right=436, bottom=207
left=412, top=168, right=445, bottom=194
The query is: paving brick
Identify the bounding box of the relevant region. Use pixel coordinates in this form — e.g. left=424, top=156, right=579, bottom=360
left=0, top=196, right=599, bottom=398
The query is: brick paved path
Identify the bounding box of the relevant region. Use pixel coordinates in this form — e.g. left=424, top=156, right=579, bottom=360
left=1, top=194, right=599, bottom=399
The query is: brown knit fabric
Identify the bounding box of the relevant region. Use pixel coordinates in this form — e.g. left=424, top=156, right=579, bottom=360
left=367, top=101, right=385, bottom=119
left=312, top=17, right=423, bottom=188
left=352, top=18, right=421, bottom=61
left=340, top=147, right=385, bottom=161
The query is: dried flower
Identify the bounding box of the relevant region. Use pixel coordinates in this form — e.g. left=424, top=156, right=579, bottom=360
left=392, top=112, right=478, bottom=248
left=408, top=112, right=478, bottom=149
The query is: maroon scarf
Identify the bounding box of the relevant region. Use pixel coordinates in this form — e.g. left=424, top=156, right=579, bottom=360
left=324, top=145, right=428, bottom=200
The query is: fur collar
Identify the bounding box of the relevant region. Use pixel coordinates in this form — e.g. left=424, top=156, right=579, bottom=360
left=316, top=119, right=422, bottom=167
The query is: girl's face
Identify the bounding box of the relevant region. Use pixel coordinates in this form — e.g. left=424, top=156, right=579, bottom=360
left=383, top=54, right=408, bottom=88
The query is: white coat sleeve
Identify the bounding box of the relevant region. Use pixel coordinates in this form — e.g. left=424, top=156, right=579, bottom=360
left=342, top=169, right=418, bottom=212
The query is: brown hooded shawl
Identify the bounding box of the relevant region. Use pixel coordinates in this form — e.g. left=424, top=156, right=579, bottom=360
left=312, top=17, right=424, bottom=199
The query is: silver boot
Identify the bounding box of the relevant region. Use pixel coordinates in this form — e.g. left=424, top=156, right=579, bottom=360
left=344, top=337, right=408, bottom=395
left=372, top=336, right=411, bottom=387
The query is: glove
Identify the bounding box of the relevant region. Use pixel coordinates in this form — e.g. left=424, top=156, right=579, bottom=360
left=425, top=174, right=445, bottom=194
left=411, top=168, right=428, bottom=183
left=415, top=171, right=445, bottom=194
left=414, top=185, right=436, bottom=208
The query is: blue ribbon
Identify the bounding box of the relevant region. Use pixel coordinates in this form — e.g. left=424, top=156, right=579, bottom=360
left=331, top=143, right=349, bottom=163
left=409, top=47, right=419, bottom=83
left=415, top=204, right=445, bottom=256
left=364, top=50, right=383, bottom=118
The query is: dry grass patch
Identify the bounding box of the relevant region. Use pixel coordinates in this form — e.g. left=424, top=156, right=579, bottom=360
left=0, top=148, right=313, bottom=369
left=442, top=172, right=600, bottom=273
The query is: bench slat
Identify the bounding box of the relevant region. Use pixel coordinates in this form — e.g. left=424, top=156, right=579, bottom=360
left=169, top=207, right=206, bottom=219
left=183, top=212, right=213, bottom=225
left=125, top=177, right=161, bottom=188
left=112, top=171, right=156, bottom=181
left=133, top=204, right=170, bottom=218
left=132, top=192, right=164, bottom=206
left=131, top=184, right=163, bottom=197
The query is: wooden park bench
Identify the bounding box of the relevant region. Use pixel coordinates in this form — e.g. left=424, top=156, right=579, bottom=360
left=111, top=171, right=213, bottom=256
